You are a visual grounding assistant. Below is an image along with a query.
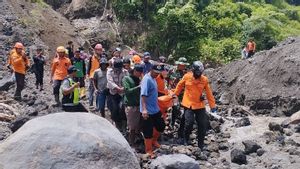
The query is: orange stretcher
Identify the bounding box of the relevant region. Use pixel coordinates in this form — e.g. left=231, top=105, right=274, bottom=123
left=157, top=90, right=177, bottom=121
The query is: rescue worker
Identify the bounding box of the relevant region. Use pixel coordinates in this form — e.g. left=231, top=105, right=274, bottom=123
left=33, top=47, right=45, bottom=91
left=140, top=64, right=166, bottom=158
left=66, top=41, right=74, bottom=59
left=7, top=42, right=30, bottom=100
left=61, top=66, right=88, bottom=112
left=173, top=61, right=217, bottom=149
left=156, top=65, right=169, bottom=97
left=93, top=58, right=109, bottom=117
left=123, top=57, right=132, bottom=72
left=142, top=52, right=152, bottom=74
left=168, top=57, right=189, bottom=138
left=122, top=64, right=144, bottom=146
left=107, top=58, right=129, bottom=132
left=51, top=46, right=72, bottom=105
left=109, top=47, right=122, bottom=66
left=71, top=49, right=86, bottom=98
left=246, top=38, right=256, bottom=58
left=132, top=54, right=142, bottom=65
left=87, top=44, right=102, bottom=108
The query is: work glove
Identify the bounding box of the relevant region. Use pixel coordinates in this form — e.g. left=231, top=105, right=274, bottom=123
left=211, top=108, right=217, bottom=113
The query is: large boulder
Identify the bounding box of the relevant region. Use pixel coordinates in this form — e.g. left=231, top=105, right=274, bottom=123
left=0, top=112, right=140, bottom=169
left=150, top=154, right=200, bottom=169
left=208, top=37, right=300, bottom=116
left=65, top=0, right=105, bottom=19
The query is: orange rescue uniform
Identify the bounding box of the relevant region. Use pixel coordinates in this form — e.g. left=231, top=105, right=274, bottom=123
left=174, top=72, right=216, bottom=110
left=156, top=75, right=168, bottom=95
left=8, top=50, right=30, bottom=75
left=51, top=57, right=71, bottom=80
left=89, top=55, right=100, bottom=78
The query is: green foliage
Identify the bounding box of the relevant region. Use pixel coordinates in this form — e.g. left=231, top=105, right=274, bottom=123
left=114, top=0, right=300, bottom=64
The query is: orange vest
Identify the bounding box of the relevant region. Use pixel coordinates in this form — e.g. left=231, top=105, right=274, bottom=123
left=174, top=72, right=216, bottom=110
left=8, top=50, right=30, bottom=74
left=89, top=55, right=100, bottom=78
left=51, top=57, right=71, bottom=80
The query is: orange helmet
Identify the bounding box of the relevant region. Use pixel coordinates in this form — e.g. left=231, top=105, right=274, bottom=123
left=132, top=55, right=142, bottom=64
left=14, top=42, right=24, bottom=49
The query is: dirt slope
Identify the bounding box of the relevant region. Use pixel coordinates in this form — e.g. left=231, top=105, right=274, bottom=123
left=208, top=37, right=300, bottom=117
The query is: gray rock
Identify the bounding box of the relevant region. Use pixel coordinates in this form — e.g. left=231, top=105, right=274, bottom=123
left=242, top=140, right=262, bottom=154
left=0, top=76, right=14, bottom=91
left=231, top=149, right=247, bottom=165
left=9, top=115, right=30, bottom=133
left=256, top=148, right=265, bottom=156
left=150, top=154, right=200, bottom=169
left=235, top=117, right=251, bottom=127
left=0, top=113, right=140, bottom=169
left=269, top=122, right=283, bottom=132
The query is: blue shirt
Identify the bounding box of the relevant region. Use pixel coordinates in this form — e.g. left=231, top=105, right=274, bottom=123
left=140, top=73, right=160, bottom=114
left=143, top=62, right=152, bottom=74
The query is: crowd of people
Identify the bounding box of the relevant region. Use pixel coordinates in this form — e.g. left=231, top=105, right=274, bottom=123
left=7, top=41, right=219, bottom=158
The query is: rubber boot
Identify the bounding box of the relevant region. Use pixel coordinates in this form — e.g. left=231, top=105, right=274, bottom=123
left=144, top=139, right=155, bottom=159
left=152, top=128, right=161, bottom=149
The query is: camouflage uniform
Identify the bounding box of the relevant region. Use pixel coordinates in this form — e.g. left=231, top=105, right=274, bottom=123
left=168, top=57, right=189, bottom=139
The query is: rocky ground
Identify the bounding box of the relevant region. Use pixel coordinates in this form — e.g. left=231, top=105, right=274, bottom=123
left=0, top=0, right=300, bottom=169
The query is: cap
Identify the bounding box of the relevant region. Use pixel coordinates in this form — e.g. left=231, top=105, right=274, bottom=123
left=143, top=52, right=151, bottom=58
left=114, top=47, right=121, bottom=52
left=175, top=57, right=189, bottom=65
left=67, top=65, right=79, bottom=74
left=133, top=64, right=144, bottom=72
left=75, top=48, right=81, bottom=53
left=152, top=64, right=164, bottom=73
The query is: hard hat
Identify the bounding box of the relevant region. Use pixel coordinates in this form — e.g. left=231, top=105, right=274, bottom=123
left=191, top=61, right=204, bottom=75
left=132, top=55, right=142, bottom=64
left=56, top=46, right=66, bottom=53
left=14, top=42, right=24, bottom=49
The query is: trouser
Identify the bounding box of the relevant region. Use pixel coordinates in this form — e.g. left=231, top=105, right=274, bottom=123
left=53, top=80, right=62, bottom=95
left=88, top=79, right=94, bottom=106
left=142, top=111, right=166, bottom=139
left=107, top=94, right=126, bottom=129
left=62, top=103, right=88, bottom=112
left=14, top=72, right=25, bottom=98
left=184, top=108, right=209, bottom=148
left=96, top=91, right=106, bottom=117
left=53, top=80, right=63, bottom=104
left=35, top=70, right=44, bottom=86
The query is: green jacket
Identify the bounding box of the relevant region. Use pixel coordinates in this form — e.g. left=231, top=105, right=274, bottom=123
left=122, top=75, right=140, bottom=106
